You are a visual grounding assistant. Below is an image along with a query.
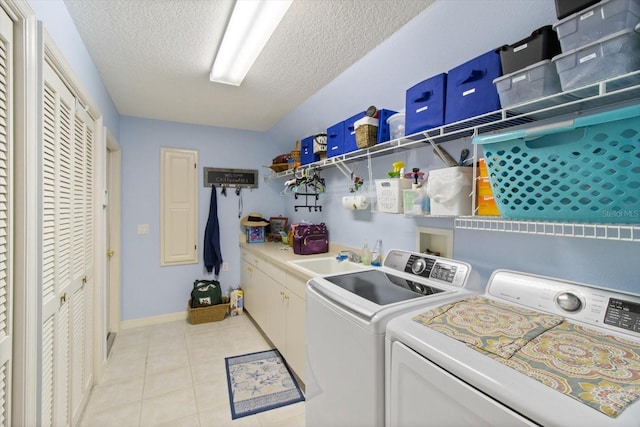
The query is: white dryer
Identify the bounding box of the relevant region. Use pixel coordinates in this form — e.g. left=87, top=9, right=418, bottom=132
left=386, top=270, right=640, bottom=427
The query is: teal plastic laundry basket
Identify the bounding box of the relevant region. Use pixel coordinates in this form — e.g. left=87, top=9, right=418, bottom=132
left=473, top=104, right=640, bottom=223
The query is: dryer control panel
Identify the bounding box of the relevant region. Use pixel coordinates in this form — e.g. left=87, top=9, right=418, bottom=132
left=487, top=269, right=640, bottom=338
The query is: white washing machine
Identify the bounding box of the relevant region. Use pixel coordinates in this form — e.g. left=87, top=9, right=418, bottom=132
left=386, top=269, right=640, bottom=427
left=305, top=249, right=483, bottom=427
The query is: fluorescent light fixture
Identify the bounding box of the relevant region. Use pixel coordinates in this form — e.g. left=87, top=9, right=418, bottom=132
left=210, top=0, right=293, bottom=86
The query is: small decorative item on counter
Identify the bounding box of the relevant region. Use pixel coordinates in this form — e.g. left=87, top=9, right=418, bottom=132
left=230, top=289, right=243, bottom=316
left=362, top=243, right=371, bottom=266
left=241, top=213, right=269, bottom=243
left=246, top=226, right=265, bottom=243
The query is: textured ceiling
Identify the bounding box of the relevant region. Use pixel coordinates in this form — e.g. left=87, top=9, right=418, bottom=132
left=63, top=0, right=436, bottom=131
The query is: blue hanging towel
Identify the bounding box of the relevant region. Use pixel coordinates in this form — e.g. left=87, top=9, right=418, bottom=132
left=204, top=186, right=223, bottom=274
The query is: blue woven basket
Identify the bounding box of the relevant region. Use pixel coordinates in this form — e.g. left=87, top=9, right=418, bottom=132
left=473, top=104, right=640, bottom=223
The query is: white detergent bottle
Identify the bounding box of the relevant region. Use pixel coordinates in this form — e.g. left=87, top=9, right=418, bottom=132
left=371, top=240, right=383, bottom=266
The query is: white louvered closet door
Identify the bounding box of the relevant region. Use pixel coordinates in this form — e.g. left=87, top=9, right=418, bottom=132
left=70, top=104, right=94, bottom=424
left=0, top=7, right=12, bottom=427
left=40, top=58, right=95, bottom=427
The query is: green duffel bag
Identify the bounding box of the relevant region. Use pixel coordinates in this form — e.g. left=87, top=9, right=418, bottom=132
left=191, top=280, right=222, bottom=308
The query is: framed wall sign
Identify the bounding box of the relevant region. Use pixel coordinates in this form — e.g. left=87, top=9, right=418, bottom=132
left=267, top=216, right=288, bottom=240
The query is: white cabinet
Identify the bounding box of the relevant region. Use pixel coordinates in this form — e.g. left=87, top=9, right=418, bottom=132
left=240, top=247, right=308, bottom=382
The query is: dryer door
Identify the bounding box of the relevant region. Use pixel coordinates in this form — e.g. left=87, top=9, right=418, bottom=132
left=387, top=341, right=538, bottom=427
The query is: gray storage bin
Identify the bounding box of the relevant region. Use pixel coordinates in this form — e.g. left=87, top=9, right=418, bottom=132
left=553, top=0, right=640, bottom=52
left=493, top=60, right=562, bottom=108
left=553, top=28, right=640, bottom=91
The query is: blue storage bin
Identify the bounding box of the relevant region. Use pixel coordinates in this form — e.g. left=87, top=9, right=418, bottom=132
left=326, top=121, right=345, bottom=158
left=342, top=112, right=366, bottom=154
left=473, top=104, right=640, bottom=223
left=376, top=109, right=398, bottom=143
left=300, top=135, right=319, bottom=165
left=405, top=73, right=447, bottom=135
left=445, top=50, right=502, bottom=124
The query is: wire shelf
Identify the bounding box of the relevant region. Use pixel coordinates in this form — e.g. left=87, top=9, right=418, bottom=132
left=266, top=70, right=640, bottom=181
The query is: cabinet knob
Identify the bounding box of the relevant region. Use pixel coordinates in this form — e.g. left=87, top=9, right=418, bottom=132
left=280, top=290, right=285, bottom=296
left=60, top=292, right=67, bottom=303
left=284, top=294, right=289, bottom=300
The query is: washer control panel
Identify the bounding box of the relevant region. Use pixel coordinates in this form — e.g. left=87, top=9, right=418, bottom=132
left=488, top=270, right=640, bottom=338
left=403, top=254, right=468, bottom=287
left=382, top=250, right=472, bottom=288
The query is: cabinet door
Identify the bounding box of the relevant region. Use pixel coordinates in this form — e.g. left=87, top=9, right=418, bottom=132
left=240, top=259, right=256, bottom=318
left=286, top=291, right=305, bottom=382
left=264, top=278, right=286, bottom=352
left=247, top=266, right=267, bottom=329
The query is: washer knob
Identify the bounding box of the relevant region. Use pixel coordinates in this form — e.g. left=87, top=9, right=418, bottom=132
left=411, top=258, right=427, bottom=275
left=556, top=292, right=582, bottom=312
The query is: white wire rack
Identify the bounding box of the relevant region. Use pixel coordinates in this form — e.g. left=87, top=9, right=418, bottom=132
left=455, top=218, right=640, bottom=242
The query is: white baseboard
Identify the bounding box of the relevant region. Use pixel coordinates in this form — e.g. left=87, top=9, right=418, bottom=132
left=120, top=311, right=188, bottom=330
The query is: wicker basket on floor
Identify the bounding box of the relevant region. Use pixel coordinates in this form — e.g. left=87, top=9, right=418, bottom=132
left=188, top=300, right=229, bottom=324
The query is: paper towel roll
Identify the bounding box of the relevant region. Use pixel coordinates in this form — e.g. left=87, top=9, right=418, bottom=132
left=342, top=195, right=369, bottom=210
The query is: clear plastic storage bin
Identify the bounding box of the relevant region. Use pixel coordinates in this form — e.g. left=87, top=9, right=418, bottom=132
left=553, top=0, right=640, bottom=52
left=493, top=60, right=562, bottom=108
left=552, top=28, right=640, bottom=91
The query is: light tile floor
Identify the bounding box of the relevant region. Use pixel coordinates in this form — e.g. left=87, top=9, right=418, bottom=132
left=81, top=314, right=305, bottom=427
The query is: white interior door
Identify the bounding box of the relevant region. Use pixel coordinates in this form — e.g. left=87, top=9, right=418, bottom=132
left=0, top=7, right=12, bottom=427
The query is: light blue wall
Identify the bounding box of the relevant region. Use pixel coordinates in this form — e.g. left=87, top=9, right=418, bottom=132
left=29, top=0, right=119, bottom=136
left=120, top=117, right=283, bottom=320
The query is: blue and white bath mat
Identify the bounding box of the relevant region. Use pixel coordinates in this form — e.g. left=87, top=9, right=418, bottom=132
left=225, top=349, right=304, bottom=419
